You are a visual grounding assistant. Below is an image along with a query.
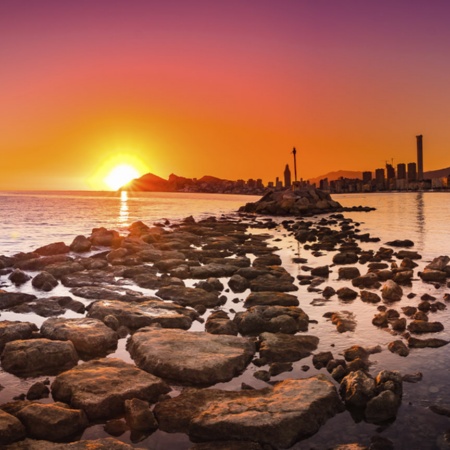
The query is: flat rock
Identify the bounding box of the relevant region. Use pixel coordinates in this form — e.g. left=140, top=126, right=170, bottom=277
left=154, top=374, right=344, bottom=449
left=87, top=299, right=196, bottom=330
left=51, top=358, right=170, bottom=420
left=0, top=292, right=37, bottom=310
left=250, top=273, right=298, bottom=292
left=258, top=332, right=319, bottom=363
left=234, top=305, right=309, bottom=335
left=407, top=320, right=444, bottom=334
left=2, top=437, right=141, bottom=449
left=1, top=338, right=78, bottom=376
left=0, top=321, right=38, bottom=352
left=70, top=286, right=146, bottom=301
left=408, top=337, right=449, bottom=348
left=8, top=296, right=85, bottom=318
left=190, top=264, right=239, bottom=279
left=243, top=291, right=299, bottom=308
left=127, top=327, right=255, bottom=385
left=156, top=285, right=221, bottom=308
left=40, top=317, right=118, bottom=358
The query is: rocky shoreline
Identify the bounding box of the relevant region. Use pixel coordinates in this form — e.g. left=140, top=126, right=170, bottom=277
left=0, top=197, right=449, bottom=449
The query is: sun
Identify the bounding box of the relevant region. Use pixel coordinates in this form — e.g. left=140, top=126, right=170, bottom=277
left=104, top=164, right=140, bottom=190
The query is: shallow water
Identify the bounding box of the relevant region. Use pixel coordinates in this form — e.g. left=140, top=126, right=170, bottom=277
left=0, top=190, right=450, bottom=449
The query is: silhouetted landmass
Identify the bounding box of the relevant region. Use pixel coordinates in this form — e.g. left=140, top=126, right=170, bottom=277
left=308, top=170, right=363, bottom=186
left=424, top=166, right=450, bottom=179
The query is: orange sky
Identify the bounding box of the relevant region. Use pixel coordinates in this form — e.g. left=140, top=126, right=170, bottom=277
left=1, top=1, right=450, bottom=190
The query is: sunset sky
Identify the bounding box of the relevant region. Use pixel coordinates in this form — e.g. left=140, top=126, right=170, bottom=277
left=1, top=0, right=450, bottom=190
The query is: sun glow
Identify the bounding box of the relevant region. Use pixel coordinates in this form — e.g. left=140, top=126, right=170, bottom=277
left=104, top=164, right=139, bottom=190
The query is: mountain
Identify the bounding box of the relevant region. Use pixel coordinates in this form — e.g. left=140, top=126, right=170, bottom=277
left=424, top=167, right=450, bottom=179
left=307, top=170, right=363, bottom=186
left=123, top=173, right=170, bottom=191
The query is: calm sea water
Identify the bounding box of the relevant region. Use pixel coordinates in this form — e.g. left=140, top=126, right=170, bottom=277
left=0, top=190, right=450, bottom=449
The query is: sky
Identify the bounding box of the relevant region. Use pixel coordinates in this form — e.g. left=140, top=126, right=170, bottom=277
left=1, top=0, right=450, bottom=190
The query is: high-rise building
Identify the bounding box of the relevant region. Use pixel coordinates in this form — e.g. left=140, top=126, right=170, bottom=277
left=417, top=135, right=424, bottom=181
left=375, top=168, right=385, bottom=190
left=284, top=164, right=291, bottom=188
left=408, top=162, right=417, bottom=182
left=362, top=171, right=372, bottom=183
left=386, top=164, right=395, bottom=180
left=397, top=163, right=406, bottom=180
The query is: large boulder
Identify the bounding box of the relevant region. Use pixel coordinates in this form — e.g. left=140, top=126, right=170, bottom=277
left=1, top=339, right=78, bottom=376
left=381, top=280, right=403, bottom=301
left=87, top=299, right=196, bottom=330
left=154, top=375, right=344, bottom=448
left=127, top=327, right=255, bottom=386
left=243, top=291, right=299, bottom=308
left=51, top=358, right=170, bottom=420
left=0, top=410, right=25, bottom=445
left=35, top=242, right=70, bottom=256
left=2, top=437, right=140, bottom=449
left=40, top=317, right=118, bottom=358
left=0, top=320, right=38, bottom=352
left=31, top=271, right=59, bottom=292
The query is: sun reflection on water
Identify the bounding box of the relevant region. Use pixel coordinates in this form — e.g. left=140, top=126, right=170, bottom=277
left=119, top=190, right=129, bottom=225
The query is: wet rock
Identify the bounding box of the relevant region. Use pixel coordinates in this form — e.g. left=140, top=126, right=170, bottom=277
left=205, top=311, right=238, bottom=335
left=190, top=264, right=239, bottom=279
left=343, top=345, right=382, bottom=361
left=26, top=382, right=50, bottom=400
left=426, top=256, right=450, bottom=271
left=351, top=273, right=380, bottom=289
left=269, top=362, right=293, bottom=376
left=0, top=320, right=38, bottom=352
left=325, top=311, right=356, bottom=332
left=87, top=299, right=196, bottom=331
left=333, top=252, right=359, bottom=265
left=16, top=402, right=88, bottom=441
left=258, top=332, right=319, bottom=363
left=124, top=398, right=158, bottom=432
left=51, top=358, right=170, bottom=420
left=70, top=235, right=92, bottom=253
left=227, top=274, right=249, bottom=293
left=419, top=269, right=447, bottom=283
left=154, top=374, right=344, bottom=449
left=385, top=239, right=414, bottom=247
left=40, top=317, right=118, bottom=358
left=360, top=290, right=381, bottom=303
left=337, top=287, right=358, bottom=301
left=395, top=250, right=421, bottom=260
left=339, top=370, right=376, bottom=408
left=381, top=280, right=403, bottom=301
left=2, top=437, right=138, bottom=449
left=310, top=265, right=330, bottom=277
left=0, top=409, right=25, bottom=445
left=8, top=269, right=31, bottom=285
left=388, top=340, right=410, bottom=357
left=234, top=305, right=309, bottom=335
left=14, top=254, right=73, bottom=271
left=408, top=337, right=449, bottom=348
left=1, top=339, right=78, bottom=376
left=31, top=271, right=58, bottom=291
left=372, top=312, right=388, bottom=328
left=104, top=418, right=128, bottom=437
left=90, top=227, right=122, bottom=247
left=391, top=317, right=407, bottom=331
left=127, top=327, right=255, bottom=385
left=312, top=351, right=334, bottom=369
left=156, top=285, right=221, bottom=309
left=407, top=320, right=444, bottom=333
left=243, top=291, right=299, bottom=308
left=253, top=254, right=282, bottom=267
left=35, top=242, right=70, bottom=256
left=190, top=441, right=264, bottom=450
left=0, top=292, right=37, bottom=310
left=403, top=372, right=423, bottom=383
left=322, top=286, right=336, bottom=298
left=250, top=273, right=298, bottom=292
left=365, top=389, right=400, bottom=423
left=430, top=404, right=450, bottom=417
left=254, top=370, right=270, bottom=382
left=402, top=306, right=417, bottom=316
left=392, top=269, right=413, bottom=285
left=10, top=296, right=85, bottom=318
left=61, top=269, right=116, bottom=287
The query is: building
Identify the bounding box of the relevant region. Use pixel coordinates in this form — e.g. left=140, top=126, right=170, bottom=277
left=362, top=171, right=372, bottom=183
left=284, top=164, right=291, bottom=188
left=417, top=134, right=424, bottom=181
left=397, top=163, right=406, bottom=180
left=408, top=162, right=417, bottom=182
left=375, top=168, right=385, bottom=190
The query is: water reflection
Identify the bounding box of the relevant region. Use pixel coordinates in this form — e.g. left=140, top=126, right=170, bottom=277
left=119, top=191, right=129, bottom=225
left=416, top=191, right=425, bottom=250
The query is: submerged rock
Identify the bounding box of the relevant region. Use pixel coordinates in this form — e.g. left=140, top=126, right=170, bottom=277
left=127, top=327, right=255, bottom=385
left=154, top=375, right=344, bottom=448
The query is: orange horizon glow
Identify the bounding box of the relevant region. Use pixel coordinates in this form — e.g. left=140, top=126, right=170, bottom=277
left=1, top=2, right=450, bottom=190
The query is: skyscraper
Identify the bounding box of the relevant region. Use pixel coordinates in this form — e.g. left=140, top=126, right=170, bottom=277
left=284, top=164, right=291, bottom=188
left=416, top=135, right=424, bottom=181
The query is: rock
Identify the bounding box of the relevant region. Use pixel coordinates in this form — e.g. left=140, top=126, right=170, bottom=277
left=90, top=227, right=121, bottom=247
left=9, top=296, right=85, bottom=318
left=310, top=265, right=330, bottom=277
left=190, top=264, right=239, bottom=279
left=395, top=250, right=421, bottom=260
left=51, top=358, right=170, bottom=420
left=103, top=419, right=128, bottom=437
left=196, top=277, right=224, bottom=292
left=385, top=239, right=414, bottom=247
left=124, top=398, right=158, bottom=432
left=365, top=390, right=400, bottom=423
left=430, top=404, right=450, bottom=417
left=31, top=271, right=58, bottom=291
left=253, top=254, right=282, bottom=267
left=0, top=437, right=137, bottom=449
left=26, top=382, right=50, bottom=400
left=326, top=311, right=356, bottom=332
left=426, top=255, right=450, bottom=271
left=393, top=270, right=413, bottom=285
left=227, top=274, right=249, bottom=293
left=35, top=242, right=70, bottom=256
left=190, top=442, right=264, bottom=450
left=258, top=332, right=319, bottom=363
left=381, top=280, right=403, bottom=301
left=269, top=362, right=293, bottom=376
left=333, top=252, right=359, bottom=265
left=372, top=312, right=388, bottom=328
left=322, top=286, right=336, bottom=298
left=388, top=340, right=410, bottom=357
left=338, top=267, right=361, bottom=279
left=0, top=292, right=37, bottom=310
left=0, top=409, right=26, bottom=445
left=408, top=337, right=449, bottom=348
left=360, top=290, right=381, bottom=303
left=70, top=235, right=92, bottom=252
left=243, top=291, right=299, bottom=308
left=407, top=320, right=444, bottom=333
left=351, top=273, right=380, bottom=289
left=312, top=351, right=334, bottom=369
left=8, top=269, right=31, bottom=285
left=156, top=285, right=221, bottom=309
left=250, top=274, right=298, bottom=292
left=402, top=372, right=423, bottom=383
left=419, top=269, right=447, bottom=283
left=14, top=254, right=73, bottom=271
left=154, top=375, right=344, bottom=449
left=127, top=327, right=255, bottom=385
left=16, top=402, right=88, bottom=441
left=0, top=320, right=38, bottom=352
left=234, top=305, right=309, bottom=335
left=205, top=311, right=238, bottom=335
left=40, top=317, right=118, bottom=358
left=339, top=370, right=376, bottom=408
left=391, top=317, right=407, bottom=331
left=45, top=261, right=85, bottom=279
left=336, top=287, right=358, bottom=301
left=1, top=338, right=78, bottom=376
left=87, top=299, right=196, bottom=331
left=343, top=345, right=381, bottom=361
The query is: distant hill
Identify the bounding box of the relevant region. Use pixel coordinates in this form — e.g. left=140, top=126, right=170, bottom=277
left=424, top=167, right=450, bottom=179
left=307, top=170, right=363, bottom=186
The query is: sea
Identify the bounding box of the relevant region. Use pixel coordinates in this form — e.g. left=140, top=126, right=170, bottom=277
left=0, top=190, right=450, bottom=449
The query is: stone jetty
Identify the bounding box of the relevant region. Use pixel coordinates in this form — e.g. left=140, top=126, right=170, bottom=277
left=0, top=199, right=449, bottom=448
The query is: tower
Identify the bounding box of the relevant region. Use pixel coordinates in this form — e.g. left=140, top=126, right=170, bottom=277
left=284, top=164, right=291, bottom=188
left=416, top=135, right=423, bottom=181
